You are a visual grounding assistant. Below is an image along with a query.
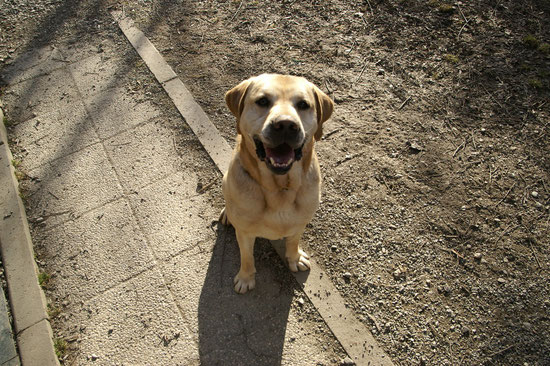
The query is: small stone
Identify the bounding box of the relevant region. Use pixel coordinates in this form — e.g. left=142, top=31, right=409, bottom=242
left=297, top=297, right=305, bottom=306
left=393, top=268, right=405, bottom=280
left=473, top=252, right=482, bottom=260
left=343, top=272, right=352, bottom=281
left=535, top=202, right=543, bottom=209
left=89, top=354, right=99, bottom=361
left=331, top=245, right=338, bottom=251
left=497, top=277, right=506, bottom=284
left=378, top=68, right=385, bottom=75
left=531, top=191, right=539, bottom=198
left=340, top=356, right=355, bottom=366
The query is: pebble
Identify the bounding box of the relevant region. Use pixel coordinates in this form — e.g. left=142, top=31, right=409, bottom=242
left=531, top=191, right=539, bottom=198
left=343, top=272, right=352, bottom=280
left=474, top=252, right=482, bottom=260
left=297, top=297, right=305, bottom=306
left=340, top=357, right=356, bottom=366
left=497, top=277, right=506, bottom=284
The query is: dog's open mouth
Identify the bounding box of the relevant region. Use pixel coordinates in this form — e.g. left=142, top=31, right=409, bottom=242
left=254, top=137, right=303, bottom=175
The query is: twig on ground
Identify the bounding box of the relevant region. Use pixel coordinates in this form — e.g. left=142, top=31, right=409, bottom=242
left=398, top=96, right=411, bottom=110
left=366, top=0, right=374, bottom=15
left=322, top=128, right=342, bottom=140
left=453, top=138, right=466, bottom=157
left=482, top=85, right=504, bottom=110
left=354, top=58, right=369, bottom=84
left=197, top=179, right=217, bottom=194
left=495, top=182, right=517, bottom=207
left=527, top=239, right=542, bottom=269
left=334, top=152, right=364, bottom=166
left=487, top=344, right=515, bottom=358
left=230, top=0, right=244, bottom=22
left=457, top=4, right=471, bottom=39
left=366, top=312, right=381, bottom=333
left=494, top=224, right=519, bottom=246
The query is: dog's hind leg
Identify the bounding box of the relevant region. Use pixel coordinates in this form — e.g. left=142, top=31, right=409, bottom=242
left=219, top=207, right=231, bottom=226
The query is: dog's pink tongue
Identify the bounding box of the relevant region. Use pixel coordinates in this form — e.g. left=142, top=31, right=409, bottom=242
left=265, top=144, right=294, bottom=165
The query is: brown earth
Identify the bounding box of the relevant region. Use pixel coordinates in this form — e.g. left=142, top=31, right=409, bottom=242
left=2, top=0, right=549, bottom=365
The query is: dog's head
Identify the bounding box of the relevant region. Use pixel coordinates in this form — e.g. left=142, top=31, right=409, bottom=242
left=225, top=74, right=333, bottom=175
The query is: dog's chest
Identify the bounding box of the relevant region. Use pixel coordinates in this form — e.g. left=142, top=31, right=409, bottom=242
left=259, top=187, right=319, bottom=238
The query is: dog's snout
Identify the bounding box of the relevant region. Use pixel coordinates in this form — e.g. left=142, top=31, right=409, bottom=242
left=265, top=118, right=303, bottom=147
left=273, top=119, right=299, bottom=132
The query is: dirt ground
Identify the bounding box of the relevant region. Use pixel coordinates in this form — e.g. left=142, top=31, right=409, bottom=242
left=2, top=0, right=549, bottom=365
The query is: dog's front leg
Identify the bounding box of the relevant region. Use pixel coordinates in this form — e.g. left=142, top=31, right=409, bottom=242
left=234, top=231, right=256, bottom=294
left=285, top=232, right=311, bottom=272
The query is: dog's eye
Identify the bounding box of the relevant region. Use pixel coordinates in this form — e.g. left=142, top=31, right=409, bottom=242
left=296, top=100, right=310, bottom=110
left=255, top=97, right=270, bottom=107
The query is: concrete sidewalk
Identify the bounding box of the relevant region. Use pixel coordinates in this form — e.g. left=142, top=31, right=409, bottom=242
left=0, top=20, right=349, bottom=365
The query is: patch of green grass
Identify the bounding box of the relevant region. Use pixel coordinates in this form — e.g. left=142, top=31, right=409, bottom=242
left=431, top=71, right=444, bottom=80
left=438, top=4, right=454, bottom=13
left=444, top=54, right=459, bottom=63
left=53, top=338, right=68, bottom=359
left=47, top=303, right=61, bottom=318
left=18, top=191, right=28, bottom=203
left=523, top=34, right=540, bottom=49
left=38, top=271, right=51, bottom=289
left=519, top=63, right=532, bottom=72
left=14, top=170, right=26, bottom=181
left=528, top=78, right=543, bottom=89
left=2, top=114, right=10, bottom=127
left=538, top=43, right=550, bottom=55
left=11, top=159, right=21, bottom=169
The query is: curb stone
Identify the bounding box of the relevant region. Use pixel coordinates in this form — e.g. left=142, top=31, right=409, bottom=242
left=0, top=103, right=59, bottom=365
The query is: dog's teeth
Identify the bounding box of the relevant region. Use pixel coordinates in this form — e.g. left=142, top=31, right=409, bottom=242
left=270, top=157, right=276, bottom=165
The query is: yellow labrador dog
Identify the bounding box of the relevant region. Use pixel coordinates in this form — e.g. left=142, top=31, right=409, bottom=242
left=221, top=74, right=334, bottom=294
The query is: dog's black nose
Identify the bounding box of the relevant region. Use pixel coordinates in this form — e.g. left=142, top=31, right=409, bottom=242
left=272, top=119, right=299, bottom=132
left=269, top=119, right=302, bottom=144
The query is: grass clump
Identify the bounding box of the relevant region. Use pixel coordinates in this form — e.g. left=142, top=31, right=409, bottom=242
left=54, top=338, right=68, bottom=359
left=538, top=42, right=550, bottom=55
left=38, top=271, right=51, bottom=289
left=528, top=78, right=543, bottom=89
left=523, top=35, right=540, bottom=49
left=444, top=54, right=459, bottom=63
left=47, top=303, right=61, bottom=318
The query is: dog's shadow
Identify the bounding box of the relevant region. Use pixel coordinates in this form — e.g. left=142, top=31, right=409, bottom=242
left=198, top=223, right=298, bottom=365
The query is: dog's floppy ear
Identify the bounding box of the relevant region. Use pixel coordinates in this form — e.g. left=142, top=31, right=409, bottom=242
left=313, top=85, right=334, bottom=141
left=225, top=78, right=253, bottom=135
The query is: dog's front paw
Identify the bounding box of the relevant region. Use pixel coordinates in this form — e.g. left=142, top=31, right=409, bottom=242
left=287, top=249, right=311, bottom=272
left=233, top=271, right=256, bottom=294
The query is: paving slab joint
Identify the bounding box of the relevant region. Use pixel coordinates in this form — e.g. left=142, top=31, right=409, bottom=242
left=0, top=102, right=59, bottom=365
